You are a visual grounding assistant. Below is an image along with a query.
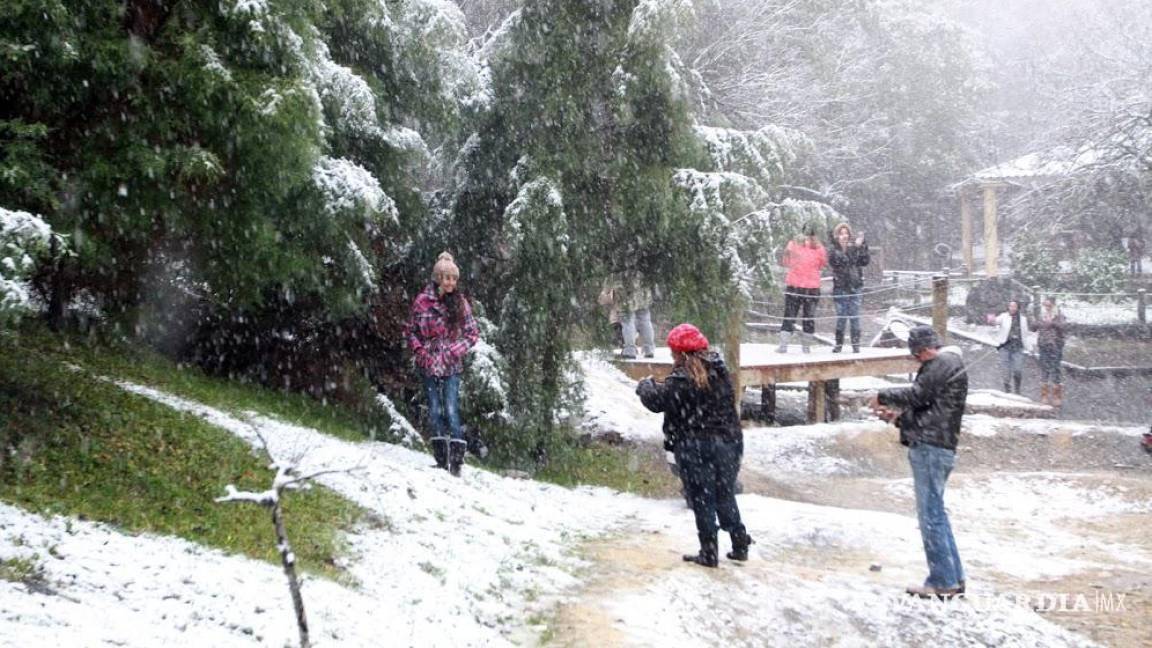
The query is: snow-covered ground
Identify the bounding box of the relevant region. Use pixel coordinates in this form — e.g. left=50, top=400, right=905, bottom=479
left=3, top=358, right=1148, bottom=647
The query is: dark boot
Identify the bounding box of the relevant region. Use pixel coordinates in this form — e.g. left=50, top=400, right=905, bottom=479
left=851, top=332, right=861, bottom=353
left=430, top=437, right=449, bottom=470
left=448, top=439, right=467, bottom=477
left=1013, top=374, right=1022, bottom=395
left=726, top=530, right=755, bottom=561
left=682, top=533, right=719, bottom=568
left=832, top=330, right=843, bottom=353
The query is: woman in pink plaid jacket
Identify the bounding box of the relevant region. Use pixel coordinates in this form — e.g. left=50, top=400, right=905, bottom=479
left=405, top=252, right=480, bottom=476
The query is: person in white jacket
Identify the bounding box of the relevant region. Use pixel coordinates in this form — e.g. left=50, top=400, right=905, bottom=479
left=993, top=300, right=1032, bottom=394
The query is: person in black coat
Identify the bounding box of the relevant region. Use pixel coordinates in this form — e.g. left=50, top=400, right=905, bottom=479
left=828, top=222, right=870, bottom=352
left=636, top=323, right=753, bottom=567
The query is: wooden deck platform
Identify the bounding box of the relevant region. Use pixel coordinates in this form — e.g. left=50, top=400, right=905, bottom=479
left=613, top=344, right=919, bottom=423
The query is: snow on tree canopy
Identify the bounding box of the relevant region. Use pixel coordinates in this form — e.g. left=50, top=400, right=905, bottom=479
left=227, top=0, right=268, bottom=16
left=503, top=177, right=568, bottom=257
left=373, top=393, right=422, bottom=447
left=467, top=338, right=508, bottom=418
left=308, top=42, right=430, bottom=156
left=198, top=45, right=232, bottom=83
left=1, top=207, right=57, bottom=317
left=394, top=0, right=489, bottom=113
left=670, top=170, right=755, bottom=297
left=695, top=125, right=805, bottom=187
left=311, top=49, right=381, bottom=138
left=628, top=0, right=695, bottom=42
left=311, top=157, right=397, bottom=226
left=673, top=168, right=768, bottom=214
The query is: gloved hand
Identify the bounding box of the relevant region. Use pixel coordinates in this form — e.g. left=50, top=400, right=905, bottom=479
left=663, top=437, right=675, bottom=453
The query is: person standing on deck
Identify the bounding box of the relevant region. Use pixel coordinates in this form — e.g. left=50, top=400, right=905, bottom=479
left=777, top=221, right=828, bottom=353
left=828, top=223, right=870, bottom=353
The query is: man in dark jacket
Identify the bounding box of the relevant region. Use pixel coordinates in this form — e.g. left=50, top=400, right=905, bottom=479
left=869, top=325, right=967, bottom=599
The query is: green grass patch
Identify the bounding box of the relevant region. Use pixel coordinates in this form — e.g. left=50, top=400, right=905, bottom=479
left=0, top=330, right=363, bottom=579
left=10, top=325, right=384, bottom=443
left=533, top=440, right=681, bottom=499
left=0, top=555, right=46, bottom=585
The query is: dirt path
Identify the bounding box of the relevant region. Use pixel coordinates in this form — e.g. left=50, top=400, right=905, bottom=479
left=548, top=424, right=1152, bottom=646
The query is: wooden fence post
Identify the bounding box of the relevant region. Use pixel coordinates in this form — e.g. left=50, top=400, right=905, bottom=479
left=1139, top=289, right=1147, bottom=324
left=932, top=274, right=949, bottom=344
left=1031, top=285, right=1042, bottom=322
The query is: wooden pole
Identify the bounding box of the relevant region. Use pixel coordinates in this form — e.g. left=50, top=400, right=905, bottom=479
left=760, top=384, right=776, bottom=423
left=826, top=380, right=841, bottom=422
left=808, top=380, right=826, bottom=424
left=932, top=274, right=949, bottom=344
left=1032, top=285, right=1042, bottom=322
left=725, top=295, right=744, bottom=412
left=983, top=185, right=999, bottom=276
left=960, top=192, right=973, bottom=276
left=1139, top=289, right=1147, bottom=324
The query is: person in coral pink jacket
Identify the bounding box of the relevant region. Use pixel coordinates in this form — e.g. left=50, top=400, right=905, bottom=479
left=777, top=222, right=828, bottom=353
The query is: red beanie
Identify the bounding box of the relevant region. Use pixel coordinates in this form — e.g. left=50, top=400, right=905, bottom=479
left=667, top=323, right=709, bottom=353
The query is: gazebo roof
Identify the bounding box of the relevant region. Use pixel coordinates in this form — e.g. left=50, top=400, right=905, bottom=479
left=952, top=147, right=1100, bottom=191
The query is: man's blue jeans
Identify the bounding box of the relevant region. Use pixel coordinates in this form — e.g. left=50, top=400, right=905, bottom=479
left=833, top=292, right=862, bottom=342
left=908, top=443, right=964, bottom=589
left=424, top=374, right=463, bottom=440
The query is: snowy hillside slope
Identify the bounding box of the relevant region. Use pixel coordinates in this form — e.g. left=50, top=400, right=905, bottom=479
left=5, top=360, right=1147, bottom=646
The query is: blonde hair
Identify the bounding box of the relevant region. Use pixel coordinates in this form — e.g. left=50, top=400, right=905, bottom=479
left=432, top=251, right=459, bottom=281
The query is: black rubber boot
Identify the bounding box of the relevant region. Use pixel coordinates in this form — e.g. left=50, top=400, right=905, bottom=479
left=682, top=534, right=719, bottom=568
left=832, top=330, right=843, bottom=353
left=727, top=530, right=755, bottom=561
left=430, top=437, right=449, bottom=470
left=448, top=439, right=467, bottom=477
left=1013, top=374, right=1022, bottom=395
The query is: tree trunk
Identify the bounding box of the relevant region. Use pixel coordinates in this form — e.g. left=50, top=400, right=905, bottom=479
left=270, top=499, right=310, bottom=648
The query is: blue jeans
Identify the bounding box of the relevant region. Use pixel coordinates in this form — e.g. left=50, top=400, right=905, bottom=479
left=908, top=443, right=964, bottom=589
left=833, top=292, right=862, bottom=343
left=424, top=374, right=462, bottom=439
left=998, top=347, right=1024, bottom=392
left=675, top=437, right=746, bottom=539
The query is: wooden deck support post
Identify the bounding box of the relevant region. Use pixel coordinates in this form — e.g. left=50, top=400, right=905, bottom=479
left=761, top=384, right=776, bottom=423
left=960, top=192, right=974, bottom=276
left=826, top=379, right=840, bottom=421
left=808, top=380, right=826, bottom=424
left=932, top=274, right=949, bottom=344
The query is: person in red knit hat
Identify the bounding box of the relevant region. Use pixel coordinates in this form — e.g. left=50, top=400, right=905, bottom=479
left=636, top=323, right=753, bottom=567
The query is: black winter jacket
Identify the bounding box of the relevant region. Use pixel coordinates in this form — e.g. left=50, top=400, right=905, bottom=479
left=636, top=352, right=742, bottom=450
left=878, top=348, right=968, bottom=451
left=828, top=243, right=870, bottom=294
